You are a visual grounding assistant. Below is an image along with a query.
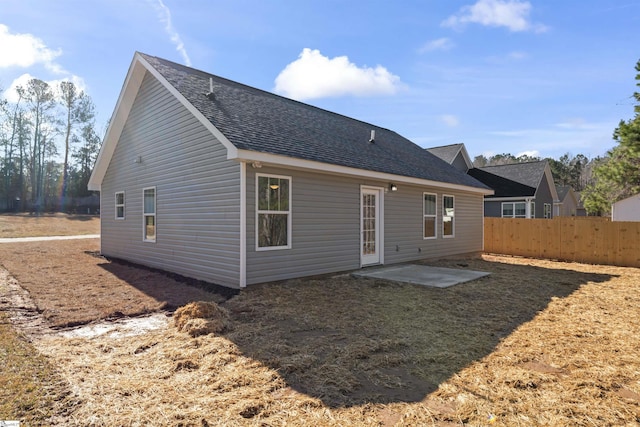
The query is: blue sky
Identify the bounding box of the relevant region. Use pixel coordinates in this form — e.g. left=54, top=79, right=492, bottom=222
left=1, top=0, right=638, bottom=161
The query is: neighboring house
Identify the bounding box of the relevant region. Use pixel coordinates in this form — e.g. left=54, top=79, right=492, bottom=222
left=426, top=143, right=473, bottom=173
left=612, top=194, right=640, bottom=221
left=574, top=192, right=588, bottom=216
left=88, top=53, right=492, bottom=289
left=554, top=185, right=579, bottom=217
left=467, top=160, right=559, bottom=219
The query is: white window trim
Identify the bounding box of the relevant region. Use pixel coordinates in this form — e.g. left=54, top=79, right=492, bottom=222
left=443, top=194, right=455, bottom=238
left=423, top=192, right=437, bottom=240
left=502, top=201, right=535, bottom=218
left=255, top=173, right=292, bottom=251
left=143, top=186, right=156, bottom=243
left=115, top=191, right=125, bottom=220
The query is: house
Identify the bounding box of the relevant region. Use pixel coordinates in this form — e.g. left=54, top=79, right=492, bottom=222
left=554, top=185, right=580, bottom=216
left=467, top=160, right=559, bottom=219
left=612, top=194, right=640, bottom=221
left=88, top=52, right=492, bottom=289
left=426, top=143, right=473, bottom=173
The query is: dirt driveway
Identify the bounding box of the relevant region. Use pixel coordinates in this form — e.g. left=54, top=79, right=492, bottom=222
left=1, top=236, right=640, bottom=425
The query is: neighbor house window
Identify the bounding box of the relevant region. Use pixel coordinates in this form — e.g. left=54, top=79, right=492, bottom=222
left=423, top=193, right=436, bottom=239
left=115, top=191, right=125, bottom=219
left=143, top=187, right=156, bottom=242
left=502, top=202, right=531, bottom=218
left=443, top=195, right=454, bottom=237
left=544, top=203, right=552, bottom=219
left=256, top=174, right=291, bottom=250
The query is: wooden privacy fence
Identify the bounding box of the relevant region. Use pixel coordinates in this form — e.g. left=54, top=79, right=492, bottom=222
left=484, top=217, right=640, bottom=268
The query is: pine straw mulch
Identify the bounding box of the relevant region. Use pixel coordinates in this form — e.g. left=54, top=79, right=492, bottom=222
left=0, top=213, right=100, bottom=238
left=4, top=244, right=638, bottom=425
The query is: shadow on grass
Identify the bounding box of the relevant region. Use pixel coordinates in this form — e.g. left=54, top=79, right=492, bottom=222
left=219, top=258, right=613, bottom=408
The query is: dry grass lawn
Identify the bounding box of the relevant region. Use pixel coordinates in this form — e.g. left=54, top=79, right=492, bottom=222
left=1, top=217, right=639, bottom=425
left=0, top=213, right=100, bottom=237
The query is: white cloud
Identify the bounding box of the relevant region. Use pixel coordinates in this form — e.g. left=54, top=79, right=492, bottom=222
left=274, top=48, right=402, bottom=100
left=3, top=73, right=87, bottom=103
left=442, top=0, right=547, bottom=33
left=516, top=150, right=540, bottom=158
left=148, top=0, right=192, bottom=66
left=418, top=37, right=455, bottom=53
left=0, top=24, right=64, bottom=73
left=440, top=114, right=460, bottom=127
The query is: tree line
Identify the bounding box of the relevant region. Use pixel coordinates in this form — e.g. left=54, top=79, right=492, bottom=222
left=0, top=78, right=101, bottom=213
left=473, top=59, right=640, bottom=216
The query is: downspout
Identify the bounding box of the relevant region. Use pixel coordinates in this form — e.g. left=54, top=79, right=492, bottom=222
left=239, top=161, right=247, bottom=288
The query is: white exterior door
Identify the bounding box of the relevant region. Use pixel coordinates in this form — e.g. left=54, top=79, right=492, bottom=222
left=361, top=187, right=382, bottom=266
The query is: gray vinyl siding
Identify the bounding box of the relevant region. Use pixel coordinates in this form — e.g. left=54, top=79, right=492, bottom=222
left=451, top=152, right=469, bottom=172
left=484, top=200, right=503, bottom=217
left=100, top=72, right=241, bottom=288
left=245, top=165, right=484, bottom=285
left=534, top=177, right=554, bottom=218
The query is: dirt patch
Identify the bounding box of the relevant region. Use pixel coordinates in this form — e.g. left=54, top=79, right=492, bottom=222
left=0, top=239, right=225, bottom=328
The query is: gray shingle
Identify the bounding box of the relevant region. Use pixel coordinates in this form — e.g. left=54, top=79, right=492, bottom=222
left=141, top=53, right=489, bottom=190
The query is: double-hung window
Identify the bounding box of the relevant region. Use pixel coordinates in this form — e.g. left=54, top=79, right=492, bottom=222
left=423, top=193, right=436, bottom=239
left=143, top=187, right=156, bottom=242
left=257, top=174, right=291, bottom=250
left=502, top=202, right=527, bottom=218
left=544, top=203, right=552, bottom=219
left=443, top=195, right=454, bottom=237
left=115, top=191, right=125, bottom=219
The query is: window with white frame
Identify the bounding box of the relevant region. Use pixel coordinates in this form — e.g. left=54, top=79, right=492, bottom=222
left=423, top=193, right=436, bottom=239
left=257, top=174, right=291, bottom=250
left=115, top=191, right=125, bottom=219
left=143, top=187, right=156, bottom=242
left=544, top=203, right=552, bottom=219
left=443, top=195, right=454, bottom=237
left=502, top=202, right=527, bottom=218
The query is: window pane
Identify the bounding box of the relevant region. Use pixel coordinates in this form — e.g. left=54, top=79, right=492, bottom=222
left=116, top=192, right=124, bottom=205
left=258, top=213, right=288, bottom=247
left=268, top=177, right=280, bottom=210
left=424, top=217, right=436, bottom=238
left=258, top=177, right=269, bottom=210
left=515, top=202, right=526, bottom=217
left=279, top=179, right=289, bottom=211
left=443, top=216, right=453, bottom=236
left=444, top=196, right=454, bottom=216
left=145, top=215, right=155, bottom=240
left=424, top=194, right=436, bottom=215
left=144, top=189, right=155, bottom=214
left=117, top=206, right=124, bottom=218
left=502, top=204, right=514, bottom=217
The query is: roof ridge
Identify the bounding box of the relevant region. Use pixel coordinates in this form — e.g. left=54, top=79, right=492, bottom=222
left=140, top=52, right=396, bottom=134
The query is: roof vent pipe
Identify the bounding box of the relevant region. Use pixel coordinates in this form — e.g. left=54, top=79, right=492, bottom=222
left=206, top=77, right=215, bottom=100
left=369, top=129, right=375, bottom=143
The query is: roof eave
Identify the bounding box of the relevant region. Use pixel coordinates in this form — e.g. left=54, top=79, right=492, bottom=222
left=232, top=149, right=494, bottom=195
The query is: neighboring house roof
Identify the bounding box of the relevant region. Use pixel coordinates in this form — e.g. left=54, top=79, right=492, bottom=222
left=89, top=53, right=492, bottom=194
left=468, top=167, right=536, bottom=197
left=426, top=143, right=473, bottom=171
left=556, top=185, right=578, bottom=204
left=468, top=160, right=559, bottom=200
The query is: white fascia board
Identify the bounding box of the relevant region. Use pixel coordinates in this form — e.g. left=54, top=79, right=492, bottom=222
left=87, top=53, right=238, bottom=191
left=88, top=55, right=147, bottom=191
left=486, top=196, right=533, bottom=202
left=458, top=144, right=474, bottom=170
left=233, top=149, right=494, bottom=195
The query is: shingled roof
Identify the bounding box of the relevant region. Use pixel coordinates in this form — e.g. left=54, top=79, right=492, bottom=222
left=467, top=160, right=550, bottom=198
left=426, top=143, right=465, bottom=164
left=133, top=53, right=489, bottom=191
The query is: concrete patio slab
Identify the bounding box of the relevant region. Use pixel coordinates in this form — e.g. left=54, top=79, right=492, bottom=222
left=352, top=264, right=490, bottom=288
